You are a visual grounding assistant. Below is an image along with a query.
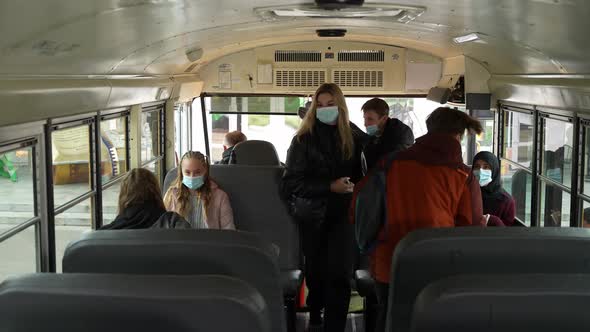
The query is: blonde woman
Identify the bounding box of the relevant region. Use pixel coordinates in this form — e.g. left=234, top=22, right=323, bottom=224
left=164, top=151, right=235, bottom=229
left=281, top=83, right=364, bottom=332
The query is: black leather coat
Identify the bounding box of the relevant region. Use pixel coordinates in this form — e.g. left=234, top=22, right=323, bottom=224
left=281, top=121, right=365, bottom=223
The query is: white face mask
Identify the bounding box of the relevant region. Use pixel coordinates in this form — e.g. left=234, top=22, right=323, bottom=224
left=316, top=106, right=339, bottom=125
left=473, top=169, right=493, bottom=187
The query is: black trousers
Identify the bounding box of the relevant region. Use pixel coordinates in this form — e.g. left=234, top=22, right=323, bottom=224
left=375, top=281, right=390, bottom=332
left=301, top=219, right=353, bottom=332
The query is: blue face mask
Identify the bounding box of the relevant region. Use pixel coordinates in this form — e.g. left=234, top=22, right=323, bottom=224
left=547, top=168, right=562, bottom=183
left=182, top=175, right=205, bottom=190
left=316, top=106, right=339, bottom=125
left=366, top=124, right=379, bottom=136
left=473, top=169, right=492, bottom=187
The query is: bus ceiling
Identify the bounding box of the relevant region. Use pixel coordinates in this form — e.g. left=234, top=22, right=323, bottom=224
left=0, top=0, right=589, bottom=123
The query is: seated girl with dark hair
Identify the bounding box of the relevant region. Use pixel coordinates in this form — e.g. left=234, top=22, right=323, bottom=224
left=101, top=168, right=190, bottom=230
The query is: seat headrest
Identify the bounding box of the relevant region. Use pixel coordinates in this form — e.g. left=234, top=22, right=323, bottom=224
left=231, top=140, right=280, bottom=166
left=0, top=273, right=271, bottom=332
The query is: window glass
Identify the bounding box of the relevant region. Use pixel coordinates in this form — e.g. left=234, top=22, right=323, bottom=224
left=55, top=198, right=93, bottom=272
left=174, top=103, right=190, bottom=160
left=477, top=119, right=495, bottom=153
left=500, top=161, right=532, bottom=226
left=205, top=96, right=479, bottom=164
left=141, top=110, right=160, bottom=163
left=503, top=111, right=534, bottom=168
left=0, top=146, right=35, bottom=226
left=0, top=224, right=37, bottom=282
left=101, top=182, right=121, bottom=226
left=52, top=125, right=92, bottom=208
left=581, top=200, right=590, bottom=228
left=208, top=112, right=300, bottom=163
left=144, top=160, right=162, bottom=183
left=191, top=98, right=207, bottom=155
left=584, top=126, right=590, bottom=196
left=541, top=117, right=573, bottom=188
left=539, top=181, right=571, bottom=227
left=101, top=117, right=127, bottom=183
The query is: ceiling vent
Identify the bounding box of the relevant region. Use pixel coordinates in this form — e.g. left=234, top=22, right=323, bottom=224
left=333, top=70, right=384, bottom=88
left=338, top=50, right=384, bottom=62
left=275, top=50, right=322, bottom=62
left=275, top=69, right=327, bottom=87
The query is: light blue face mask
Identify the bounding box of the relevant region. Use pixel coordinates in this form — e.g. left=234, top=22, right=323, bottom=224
left=473, top=169, right=492, bottom=187
left=316, top=106, right=339, bottom=125
left=182, top=175, right=205, bottom=190
left=547, top=168, right=562, bottom=183
left=366, top=124, right=379, bottom=136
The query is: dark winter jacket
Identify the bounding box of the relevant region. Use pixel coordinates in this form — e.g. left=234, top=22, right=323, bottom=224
left=281, top=121, right=364, bottom=224
left=363, top=118, right=414, bottom=172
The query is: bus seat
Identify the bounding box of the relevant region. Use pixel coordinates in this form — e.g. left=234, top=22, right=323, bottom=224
left=0, top=273, right=271, bottom=332
left=230, top=140, right=281, bottom=165
left=412, top=274, right=590, bottom=332
left=210, top=164, right=302, bottom=331
left=62, top=229, right=286, bottom=332
left=386, top=227, right=590, bottom=332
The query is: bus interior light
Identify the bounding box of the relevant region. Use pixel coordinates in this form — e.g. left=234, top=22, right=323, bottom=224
left=255, top=3, right=425, bottom=22
left=453, top=33, right=481, bottom=44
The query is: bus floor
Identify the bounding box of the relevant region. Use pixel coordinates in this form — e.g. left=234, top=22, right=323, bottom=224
left=296, top=312, right=364, bottom=332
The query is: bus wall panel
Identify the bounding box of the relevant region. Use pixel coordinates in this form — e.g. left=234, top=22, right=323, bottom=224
left=198, top=41, right=442, bottom=95
left=489, top=76, right=590, bottom=113
left=0, top=79, right=110, bottom=127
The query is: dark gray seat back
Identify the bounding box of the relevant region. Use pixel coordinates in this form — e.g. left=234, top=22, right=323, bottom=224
left=412, top=274, right=590, bottom=332
left=387, top=227, right=590, bottom=332
left=210, top=164, right=300, bottom=272
left=0, top=273, right=271, bottom=332
left=231, top=140, right=281, bottom=165
left=63, top=229, right=285, bottom=332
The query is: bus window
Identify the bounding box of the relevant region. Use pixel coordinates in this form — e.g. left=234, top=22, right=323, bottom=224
left=101, top=183, right=120, bottom=226
left=503, top=111, right=534, bottom=169
left=0, top=147, right=35, bottom=219
left=0, top=225, right=37, bottom=282
left=541, top=117, right=573, bottom=188
left=501, top=162, right=533, bottom=226
left=540, top=181, right=571, bottom=227
left=584, top=126, right=590, bottom=197
left=52, top=125, right=92, bottom=209
left=141, top=110, right=160, bottom=164
left=477, top=119, right=495, bottom=153
left=174, top=103, right=191, bottom=159
left=190, top=98, right=207, bottom=156
left=55, top=198, right=93, bottom=272
left=205, top=96, right=304, bottom=163
left=582, top=202, right=590, bottom=228
left=0, top=144, right=39, bottom=281
left=101, top=117, right=128, bottom=183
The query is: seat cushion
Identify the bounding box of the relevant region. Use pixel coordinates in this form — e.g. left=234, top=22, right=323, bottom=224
left=355, top=269, right=376, bottom=298
left=281, top=269, right=303, bottom=297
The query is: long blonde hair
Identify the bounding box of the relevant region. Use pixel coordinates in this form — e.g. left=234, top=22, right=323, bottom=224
left=164, top=151, right=212, bottom=218
left=118, top=168, right=165, bottom=213
left=296, top=83, right=354, bottom=159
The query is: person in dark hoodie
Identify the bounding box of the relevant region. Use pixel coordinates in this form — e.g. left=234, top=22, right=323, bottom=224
left=218, top=130, right=247, bottom=164
left=370, top=107, right=486, bottom=332
left=100, top=168, right=190, bottom=230
left=282, top=83, right=364, bottom=332
left=362, top=98, right=414, bottom=171
left=472, top=151, right=516, bottom=226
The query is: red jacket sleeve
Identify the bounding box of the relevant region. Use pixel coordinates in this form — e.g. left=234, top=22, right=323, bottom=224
left=455, top=171, right=486, bottom=227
